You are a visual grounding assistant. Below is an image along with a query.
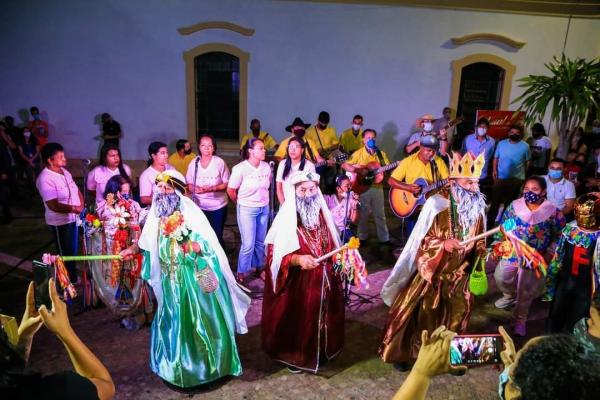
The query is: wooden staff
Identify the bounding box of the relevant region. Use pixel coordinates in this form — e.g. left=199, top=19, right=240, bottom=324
left=459, top=226, right=501, bottom=246
left=315, top=244, right=350, bottom=263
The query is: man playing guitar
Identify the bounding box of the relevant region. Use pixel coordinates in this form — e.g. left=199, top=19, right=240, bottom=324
left=341, top=129, right=391, bottom=245
left=388, top=135, right=449, bottom=234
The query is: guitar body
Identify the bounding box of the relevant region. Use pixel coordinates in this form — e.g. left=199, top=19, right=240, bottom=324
left=389, top=177, right=430, bottom=218
left=350, top=162, right=384, bottom=194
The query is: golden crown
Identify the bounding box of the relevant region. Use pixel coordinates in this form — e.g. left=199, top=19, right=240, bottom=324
left=449, top=151, right=485, bottom=179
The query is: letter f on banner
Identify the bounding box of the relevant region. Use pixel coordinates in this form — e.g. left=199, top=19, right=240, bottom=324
left=572, top=246, right=590, bottom=276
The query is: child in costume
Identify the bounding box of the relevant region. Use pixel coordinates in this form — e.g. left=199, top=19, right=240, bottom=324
left=546, top=193, right=600, bottom=334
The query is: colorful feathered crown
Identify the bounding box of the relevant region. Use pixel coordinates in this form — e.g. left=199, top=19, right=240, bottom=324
left=449, top=151, right=485, bottom=179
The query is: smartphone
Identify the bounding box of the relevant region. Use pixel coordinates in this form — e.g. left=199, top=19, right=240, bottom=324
left=32, top=261, right=54, bottom=309
left=450, top=334, right=502, bottom=366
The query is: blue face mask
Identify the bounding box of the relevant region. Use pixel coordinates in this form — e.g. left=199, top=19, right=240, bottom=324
left=498, top=367, right=510, bottom=399
left=524, top=190, right=542, bottom=204
left=548, top=169, right=563, bottom=180
left=33, top=114, right=40, bottom=121
left=121, top=193, right=130, bottom=200
left=366, top=138, right=377, bottom=150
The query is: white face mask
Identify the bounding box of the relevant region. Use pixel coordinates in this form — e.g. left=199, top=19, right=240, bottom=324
left=423, top=122, right=433, bottom=132
left=476, top=127, right=487, bottom=136
left=352, top=124, right=361, bottom=131
left=23, top=131, right=31, bottom=139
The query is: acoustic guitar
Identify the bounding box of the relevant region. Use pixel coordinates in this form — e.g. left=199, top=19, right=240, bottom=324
left=349, top=160, right=400, bottom=194
left=389, top=178, right=448, bottom=218
left=314, top=152, right=348, bottom=168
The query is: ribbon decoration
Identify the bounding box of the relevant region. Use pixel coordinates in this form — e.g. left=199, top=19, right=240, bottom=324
left=332, top=237, right=369, bottom=289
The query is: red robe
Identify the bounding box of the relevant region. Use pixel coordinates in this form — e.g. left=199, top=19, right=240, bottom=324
left=262, top=214, right=345, bottom=372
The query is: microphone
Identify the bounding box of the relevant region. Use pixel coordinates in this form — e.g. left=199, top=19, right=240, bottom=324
left=269, top=161, right=275, bottom=168
left=82, top=159, right=92, bottom=166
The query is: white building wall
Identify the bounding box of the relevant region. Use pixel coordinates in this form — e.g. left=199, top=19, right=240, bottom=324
left=1, top=0, right=598, bottom=160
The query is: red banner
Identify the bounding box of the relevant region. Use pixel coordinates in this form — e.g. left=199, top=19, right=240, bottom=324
left=476, top=110, right=526, bottom=140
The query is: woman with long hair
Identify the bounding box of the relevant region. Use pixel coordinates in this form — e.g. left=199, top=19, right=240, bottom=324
left=275, top=136, right=315, bottom=204
left=493, top=175, right=565, bottom=336
left=186, top=134, right=230, bottom=244
left=227, top=137, right=271, bottom=282
left=87, top=143, right=132, bottom=207
left=139, top=141, right=172, bottom=206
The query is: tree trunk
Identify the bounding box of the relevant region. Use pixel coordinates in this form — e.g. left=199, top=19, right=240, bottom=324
left=556, top=113, right=570, bottom=159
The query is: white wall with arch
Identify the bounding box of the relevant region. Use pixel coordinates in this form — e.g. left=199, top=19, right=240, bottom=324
left=1, top=0, right=598, bottom=160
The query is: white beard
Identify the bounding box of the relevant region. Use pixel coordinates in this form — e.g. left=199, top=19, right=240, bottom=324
left=451, top=182, right=487, bottom=233
left=296, top=194, right=321, bottom=229
left=154, top=193, right=180, bottom=217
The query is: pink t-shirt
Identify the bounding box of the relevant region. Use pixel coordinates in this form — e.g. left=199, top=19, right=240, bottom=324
left=139, top=164, right=174, bottom=198
left=228, top=160, right=271, bottom=207
left=36, top=167, right=82, bottom=226
left=87, top=164, right=132, bottom=205
left=186, top=156, right=230, bottom=211
left=324, top=193, right=358, bottom=232
left=275, top=159, right=316, bottom=194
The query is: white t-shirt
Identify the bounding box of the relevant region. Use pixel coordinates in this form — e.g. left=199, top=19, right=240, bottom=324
left=87, top=164, right=132, bottom=205
left=228, top=160, right=271, bottom=208
left=544, top=175, right=576, bottom=211
left=529, top=136, right=552, bottom=168
left=275, top=159, right=316, bottom=194
left=186, top=156, right=230, bottom=211
left=139, top=164, right=174, bottom=198
left=36, top=167, right=81, bottom=226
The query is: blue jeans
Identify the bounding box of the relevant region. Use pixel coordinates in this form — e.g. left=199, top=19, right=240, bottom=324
left=236, top=204, right=269, bottom=274
left=49, top=221, right=79, bottom=282
left=203, top=205, right=228, bottom=245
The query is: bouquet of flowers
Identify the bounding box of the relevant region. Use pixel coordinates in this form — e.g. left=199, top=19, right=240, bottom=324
left=160, top=211, right=190, bottom=242
left=84, top=213, right=102, bottom=237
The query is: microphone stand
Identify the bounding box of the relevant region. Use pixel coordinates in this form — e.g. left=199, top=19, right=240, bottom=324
left=268, top=161, right=276, bottom=227
left=341, top=188, right=375, bottom=308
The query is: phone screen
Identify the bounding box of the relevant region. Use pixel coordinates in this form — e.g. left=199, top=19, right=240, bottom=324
left=450, top=334, right=502, bottom=366
left=32, top=261, right=53, bottom=309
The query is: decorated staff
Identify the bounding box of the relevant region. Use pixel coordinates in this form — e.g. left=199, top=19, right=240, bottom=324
left=380, top=151, right=488, bottom=369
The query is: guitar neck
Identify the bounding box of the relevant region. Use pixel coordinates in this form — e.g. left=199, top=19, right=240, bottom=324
left=375, top=161, right=400, bottom=174
left=422, top=179, right=448, bottom=193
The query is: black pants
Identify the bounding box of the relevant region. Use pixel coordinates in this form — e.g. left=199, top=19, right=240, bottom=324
left=49, top=222, right=79, bottom=282
left=547, top=278, right=591, bottom=333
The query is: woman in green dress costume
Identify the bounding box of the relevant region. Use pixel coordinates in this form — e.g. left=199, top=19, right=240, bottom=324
left=122, top=170, right=250, bottom=388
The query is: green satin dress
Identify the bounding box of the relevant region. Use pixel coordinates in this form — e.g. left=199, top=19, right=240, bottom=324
left=142, top=232, right=242, bottom=387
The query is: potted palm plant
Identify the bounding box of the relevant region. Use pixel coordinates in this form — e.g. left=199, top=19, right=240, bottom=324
left=512, top=55, right=600, bottom=158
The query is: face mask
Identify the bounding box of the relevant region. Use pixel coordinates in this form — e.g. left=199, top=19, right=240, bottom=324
left=294, top=129, right=305, bottom=137
left=423, top=122, right=433, bottom=132
left=548, top=169, right=563, bottom=180
left=318, top=123, right=327, bottom=130
left=524, top=190, right=542, bottom=204
left=352, top=124, right=361, bottom=131
left=509, top=134, right=521, bottom=142
left=121, top=193, right=131, bottom=200
left=184, top=149, right=192, bottom=155
left=23, top=131, right=31, bottom=139
left=533, top=133, right=542, bottom=139
left=498, top=367, right=511, bottom=400
left=251, top=127, right=260, bottom=134
left=33, top=114, right=40, bottom=121
left=592, top=127, right=600, bottom=134
left=476, top=127, right=487, bottom=136
left=366, top=138, right=377, bottom=150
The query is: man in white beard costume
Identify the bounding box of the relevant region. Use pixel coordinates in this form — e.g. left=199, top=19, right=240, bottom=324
left=379, top=152, right=488, bottom=368
left=261, top=171, right=345, bottom=373
left=120, top=169, right=250, bottom=388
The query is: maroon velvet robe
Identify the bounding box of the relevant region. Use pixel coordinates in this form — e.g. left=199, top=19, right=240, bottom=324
left=262, top=215, right=345, bottom=373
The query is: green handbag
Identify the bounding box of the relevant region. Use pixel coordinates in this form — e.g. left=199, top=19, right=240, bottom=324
left=469, top=256, right=488, bottom=296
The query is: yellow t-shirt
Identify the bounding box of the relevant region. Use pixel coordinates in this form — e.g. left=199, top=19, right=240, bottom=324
left=239, top=131, right=277, bottom=151
left=168, top=152, right=197, bottom=177
left=339, top=128, right=363, bottom=155
left=347, top=147, right=391, bottom=189
left=390, top=153, right=449, bottom=184
left=274, top=135, right=322, bottom=162
left=304, top=126, right=339, bottom=153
